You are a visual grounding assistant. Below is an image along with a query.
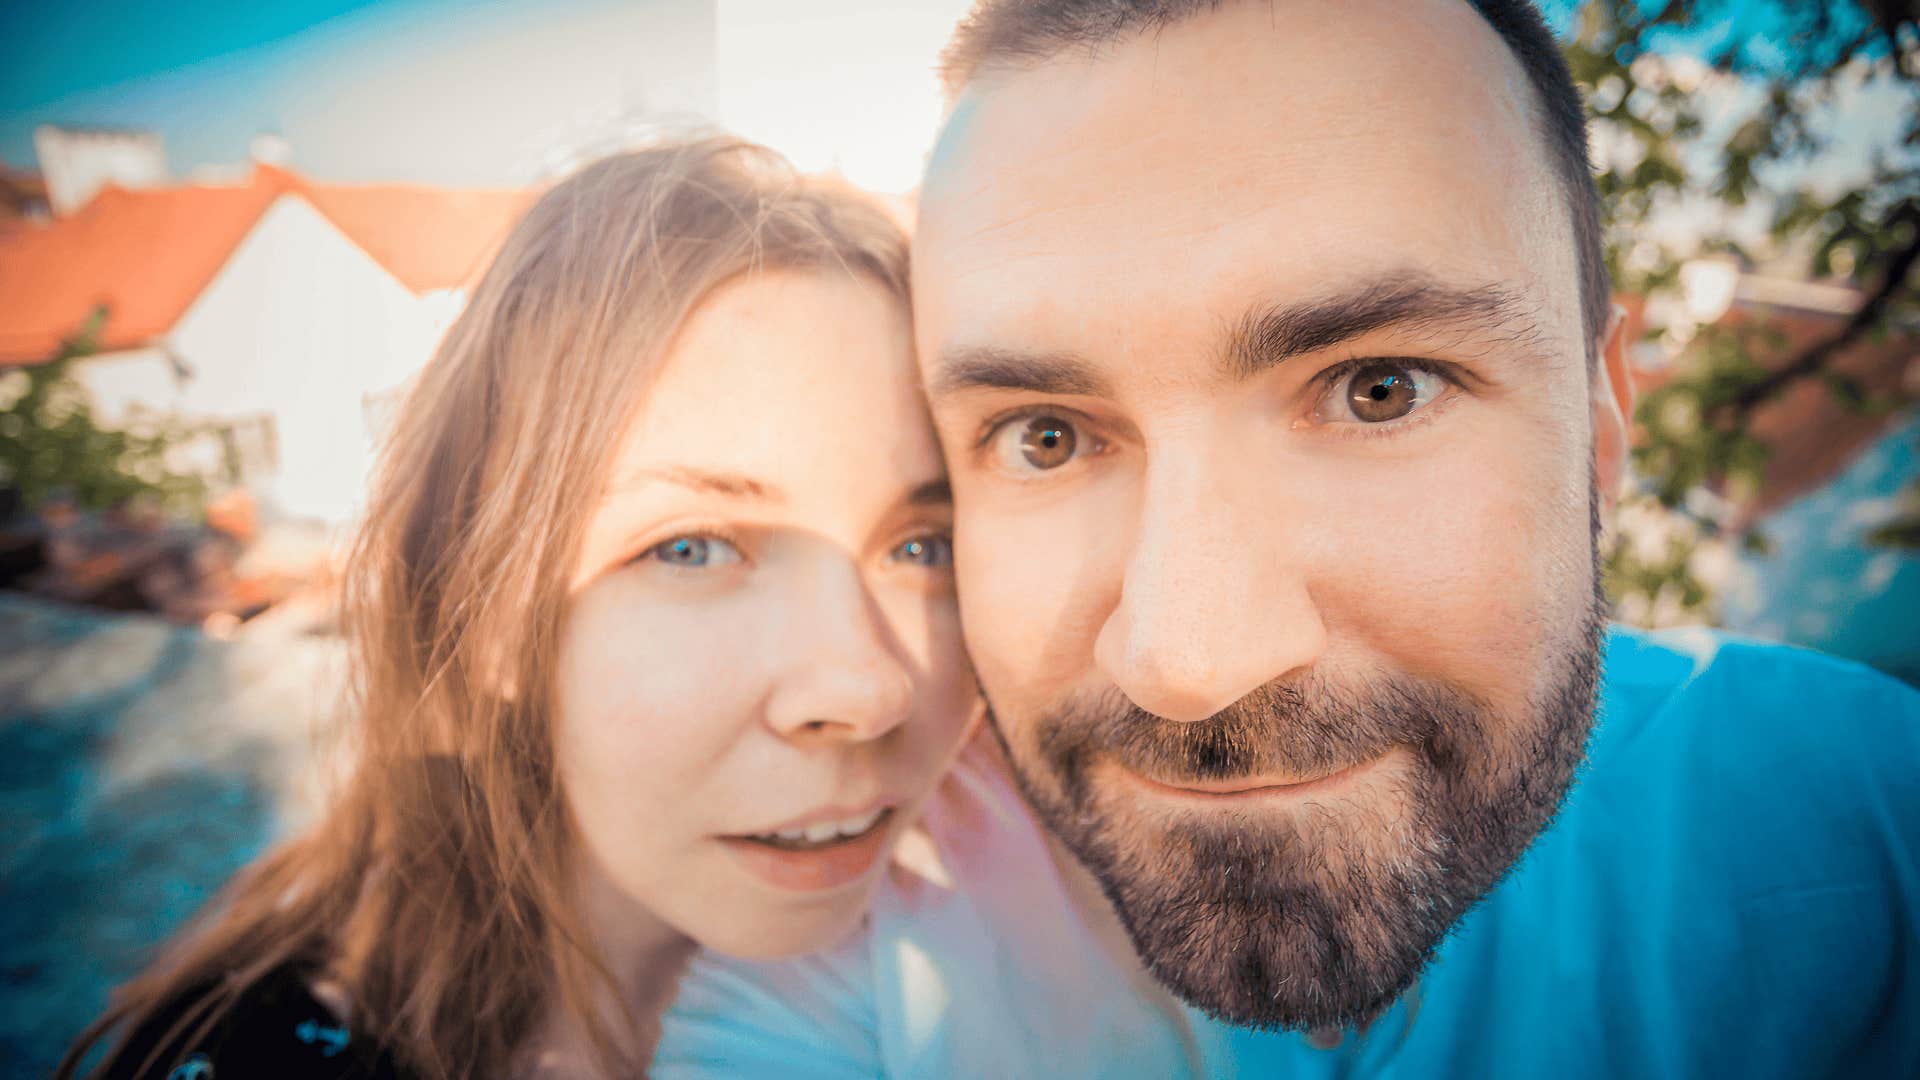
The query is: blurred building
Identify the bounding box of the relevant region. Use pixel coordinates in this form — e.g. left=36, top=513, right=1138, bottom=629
left=1646, top=258, right=1920, bottom=684
left=33, top=126, right=169, bottom=217
left=0, top=148, right=532, bottom=522
left=1722, top=409, right=1920, bottom=685
left=0, top=165, right=51, bottom=229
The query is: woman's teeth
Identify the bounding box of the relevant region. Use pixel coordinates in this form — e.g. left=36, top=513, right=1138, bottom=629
left=751, top=808, right=888, bottom=849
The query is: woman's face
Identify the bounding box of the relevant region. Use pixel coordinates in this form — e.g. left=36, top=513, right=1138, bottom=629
left=553, top=270, right=976, bottom=960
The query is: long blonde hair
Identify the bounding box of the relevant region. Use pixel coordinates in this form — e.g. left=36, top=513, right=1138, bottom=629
left=62, top=137, right=909, bottom=1079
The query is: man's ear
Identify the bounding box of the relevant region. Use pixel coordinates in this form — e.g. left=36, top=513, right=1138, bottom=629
left=1592, top=302, right=1635, bottom=510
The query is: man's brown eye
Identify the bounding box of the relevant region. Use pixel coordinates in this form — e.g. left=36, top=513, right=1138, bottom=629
left=1019, top=416, right=1077, bottom=469
left=1345, top=363, right=1423, bottom=423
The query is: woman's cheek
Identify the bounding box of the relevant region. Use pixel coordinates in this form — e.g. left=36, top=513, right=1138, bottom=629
left=556, top=578, right=765, bottom=807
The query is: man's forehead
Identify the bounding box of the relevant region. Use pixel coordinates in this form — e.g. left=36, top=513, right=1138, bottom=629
left=914, top=0, right=1567, bottom=345
left=922, top=0, right=1540, bottom=197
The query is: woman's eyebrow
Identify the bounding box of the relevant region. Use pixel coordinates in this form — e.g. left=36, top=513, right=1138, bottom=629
left=904, top=477, right=953, bottom=507
left=620, top=466, right=787, bottom=502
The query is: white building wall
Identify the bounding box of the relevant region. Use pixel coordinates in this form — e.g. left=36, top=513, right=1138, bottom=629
left=150, top=194, right=447, bottom=523
left=74, top=347, right=184, bottom=419
left=35, top=126, right=170, bottom=216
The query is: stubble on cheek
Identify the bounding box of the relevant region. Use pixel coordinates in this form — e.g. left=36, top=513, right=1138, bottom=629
left=1344, top=428, right=1590, bottom=708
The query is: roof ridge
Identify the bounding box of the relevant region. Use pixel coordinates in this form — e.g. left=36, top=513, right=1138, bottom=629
left=0, top=164, right=533, bottom=363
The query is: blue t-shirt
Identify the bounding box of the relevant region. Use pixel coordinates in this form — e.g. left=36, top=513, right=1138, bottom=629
left=655, top=628, right=1920, bottom=1078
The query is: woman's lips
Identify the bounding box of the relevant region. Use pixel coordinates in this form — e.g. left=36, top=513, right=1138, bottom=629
left=740, top=802, right=890, bottom=841
left=719, top=808, right=896, bottom=893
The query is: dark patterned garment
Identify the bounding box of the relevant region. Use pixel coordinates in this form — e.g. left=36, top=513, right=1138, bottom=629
left=93, top=967, right=405, bottom=1079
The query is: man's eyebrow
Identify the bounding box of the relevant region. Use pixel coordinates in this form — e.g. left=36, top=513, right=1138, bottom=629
left=928, top=346, right=1112, bottom=399
left=622, top=466, right=785, bottom=502
left=1224, top=273, right=1543, bottom=379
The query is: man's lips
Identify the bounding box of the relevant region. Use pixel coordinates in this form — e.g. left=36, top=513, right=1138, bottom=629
left=1118, top=748, right=1403, bottom=803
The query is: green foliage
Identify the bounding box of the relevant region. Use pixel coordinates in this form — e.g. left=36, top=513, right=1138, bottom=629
left=1602, top=517, right=1713, bottom=622
left=1630, top=322, right=1778, bottom=505
left=0, top=308, right=208, bottom=515
left=1866, top=478, right=1920, bottom=547
left=1568, top=0, right=1920, bottom=626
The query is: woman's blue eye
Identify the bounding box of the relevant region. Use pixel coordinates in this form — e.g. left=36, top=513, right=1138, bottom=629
left=892, top=534, right=954, bottom=568
left=647, top=535, right=741, bottom=568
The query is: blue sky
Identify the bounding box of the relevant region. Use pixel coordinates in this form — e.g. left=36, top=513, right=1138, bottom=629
left=0, top=0, right=1907, bottom=193
left=1, top=0, right=404, bottom=169
left=2, top=0, right=390, bottom=114
left=0, top=0, right=721, bottom=185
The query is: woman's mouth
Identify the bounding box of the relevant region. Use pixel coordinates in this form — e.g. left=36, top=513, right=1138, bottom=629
left=720, top=807, right=897, bottom=892
left=739, top=807, right=889, bottom=851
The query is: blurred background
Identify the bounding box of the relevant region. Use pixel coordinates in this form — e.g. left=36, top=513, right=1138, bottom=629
left=1, top=0, right=1915, bottom=1073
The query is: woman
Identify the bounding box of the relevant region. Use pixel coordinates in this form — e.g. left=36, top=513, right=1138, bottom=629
left=61, top=137, right=977, bottom=1078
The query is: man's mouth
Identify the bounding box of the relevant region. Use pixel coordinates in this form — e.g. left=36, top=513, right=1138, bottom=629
left=1119, top=748, right=1406, bottom=803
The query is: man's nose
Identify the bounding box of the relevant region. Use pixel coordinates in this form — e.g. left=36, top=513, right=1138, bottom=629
left=763, top=561, right=916, bottom=744
left=1093, top=443, right=1327, bottom=723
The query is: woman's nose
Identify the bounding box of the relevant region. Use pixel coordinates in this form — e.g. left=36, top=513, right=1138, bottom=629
left=762, top=565, right=916, bottom=743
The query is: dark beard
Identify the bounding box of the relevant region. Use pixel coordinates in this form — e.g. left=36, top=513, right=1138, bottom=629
left=985, top=570, right=1608, bottom=1033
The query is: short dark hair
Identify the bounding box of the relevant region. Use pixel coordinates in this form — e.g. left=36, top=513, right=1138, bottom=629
left=938, top=0, right=1611, bottom=362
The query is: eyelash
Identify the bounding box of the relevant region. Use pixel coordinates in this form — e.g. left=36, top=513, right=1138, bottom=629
left=973, top=403, right=1105, bottom=454
left=887, top=529, right=956, bottom=570
left=628, top=523, right=750, bottom=569
left=1309, top=355, right=1465, bottom=440
left=972, top=356, right=1464, bottom=452
left=627, top=524, right=955, bottom=572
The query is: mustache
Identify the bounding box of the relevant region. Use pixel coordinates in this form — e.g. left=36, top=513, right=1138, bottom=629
left=1029, top=671, right=1486, bottom=793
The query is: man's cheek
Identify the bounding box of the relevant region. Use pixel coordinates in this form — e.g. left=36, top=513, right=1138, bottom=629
left=1329, top=458, right=1584, bottom=699
left=957, top=509, right=1099, bottom=689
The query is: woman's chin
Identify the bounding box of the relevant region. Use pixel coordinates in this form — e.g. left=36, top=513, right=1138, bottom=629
left=692, top=889, right=875, bottom=961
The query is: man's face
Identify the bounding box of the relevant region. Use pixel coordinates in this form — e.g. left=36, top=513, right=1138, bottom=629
left=914, top=0, right=1624, bottom=1031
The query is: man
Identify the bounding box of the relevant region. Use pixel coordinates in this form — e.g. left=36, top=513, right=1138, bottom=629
left=655, top=0, right=1920, bottom=1074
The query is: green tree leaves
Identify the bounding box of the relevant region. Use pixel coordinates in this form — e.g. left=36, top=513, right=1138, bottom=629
left=1570, top=0, right=1920, bottom=625
left=0, top=307, right=207, bottom=515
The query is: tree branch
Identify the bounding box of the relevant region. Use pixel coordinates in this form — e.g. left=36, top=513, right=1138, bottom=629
left=1707, top=199, right=1920, bottom=423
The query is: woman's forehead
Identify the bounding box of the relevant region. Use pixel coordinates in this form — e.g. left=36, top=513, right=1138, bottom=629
left=607, top=270, right=942, bottom=514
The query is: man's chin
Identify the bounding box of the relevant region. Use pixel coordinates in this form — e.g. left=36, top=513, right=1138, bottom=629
left=1068, top=788, right=1456, bottom=1032
left=1126, top=890, right=1437, bottom=1032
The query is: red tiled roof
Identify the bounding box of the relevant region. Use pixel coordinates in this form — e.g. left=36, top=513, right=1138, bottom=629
left=305, top=179, right=534, bottom=294
left=0, top=173, right=288, bottom=363
left=0, top=164, right=532, bottom=365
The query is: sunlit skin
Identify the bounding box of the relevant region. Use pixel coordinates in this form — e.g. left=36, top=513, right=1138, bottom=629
left=548, top=271, right=976, bottom=1027
left=914, top=0, right=1634, bottom=1024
